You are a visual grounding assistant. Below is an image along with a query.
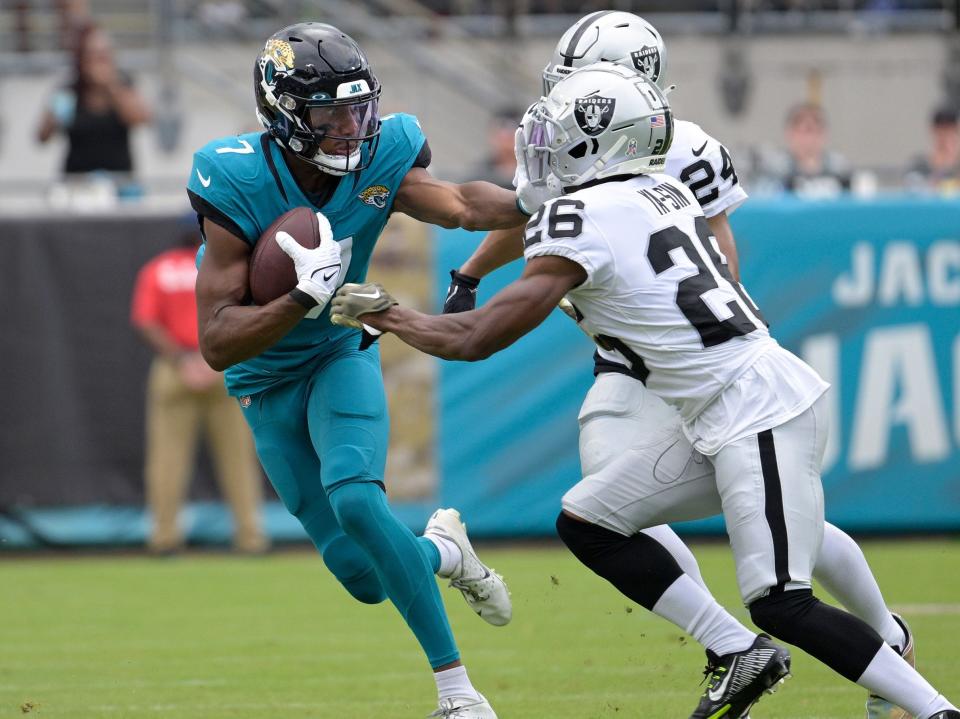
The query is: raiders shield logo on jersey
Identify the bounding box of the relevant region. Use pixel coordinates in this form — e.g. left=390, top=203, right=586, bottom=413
left=574, top=97, right=615, bottom=137
left=631, top=47, right=661, bottom=83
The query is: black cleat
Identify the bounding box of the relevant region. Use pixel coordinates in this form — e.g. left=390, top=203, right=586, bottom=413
left=927, top=712, right=960, bottom=719
left=689, top=634, right=792, bottom=719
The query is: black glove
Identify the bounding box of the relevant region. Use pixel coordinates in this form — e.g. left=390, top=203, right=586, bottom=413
left=443, top=270, right=480, bottom=314
left=359, top=328, right=381, bottom=351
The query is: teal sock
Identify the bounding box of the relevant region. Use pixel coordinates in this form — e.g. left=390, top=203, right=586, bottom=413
left=328, top=481, right=459, bottom=668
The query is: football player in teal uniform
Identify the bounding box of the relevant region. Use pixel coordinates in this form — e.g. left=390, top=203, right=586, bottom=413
left=187, top=23, right=525, bottom=719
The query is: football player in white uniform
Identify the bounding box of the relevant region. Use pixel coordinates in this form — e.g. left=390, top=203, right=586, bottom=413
left=443, top=11, right=919, bottom=719
left=331, top=66, right=959, bottom=719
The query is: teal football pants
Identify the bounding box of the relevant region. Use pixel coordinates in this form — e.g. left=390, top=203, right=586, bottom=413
left=239, top=339, right=457, bottom=668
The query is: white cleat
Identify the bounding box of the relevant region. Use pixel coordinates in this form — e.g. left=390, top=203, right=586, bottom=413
left=428, top=694, right=498, bottom=718
left=424, top=508, right=512, bottom=626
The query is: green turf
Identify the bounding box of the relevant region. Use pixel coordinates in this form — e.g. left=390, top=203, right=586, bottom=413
left=2, top=539, right=958, bottom=718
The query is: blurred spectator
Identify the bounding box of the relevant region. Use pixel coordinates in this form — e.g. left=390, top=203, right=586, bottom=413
left=904, top=106, right=960, bottom=193
left=753, top=103, right=854, bottom=198
left=131, top=222, right=268, bottom=555
left=36, top=22, right=151, bottom=194
left=468, top=107, right=523, bottom=188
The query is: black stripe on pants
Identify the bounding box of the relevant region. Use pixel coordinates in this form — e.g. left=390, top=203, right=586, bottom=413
left=758, top=429, right=791, bottom=592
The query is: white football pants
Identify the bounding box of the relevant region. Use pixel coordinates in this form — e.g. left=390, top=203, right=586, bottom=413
left=563, top=372, right=828, bottom=604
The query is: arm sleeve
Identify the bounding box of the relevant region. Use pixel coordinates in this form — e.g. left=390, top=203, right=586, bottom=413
left=412, top=138, right=432, bottom=169
left=185, top=148, right=259, bottom=244
left=672, top=126, right=748, bottom=218
left=698, top=140, right=748, bottom=217
left=522, top=197, right=610, bottom=288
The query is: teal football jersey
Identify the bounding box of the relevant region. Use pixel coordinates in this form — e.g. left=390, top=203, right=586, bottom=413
left=187, top=114, right=426, bottom=395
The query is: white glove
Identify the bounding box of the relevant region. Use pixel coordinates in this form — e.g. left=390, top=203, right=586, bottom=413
left=514, top=127, right=562, bottom=216
left=276, top=212, right=342, bottom=314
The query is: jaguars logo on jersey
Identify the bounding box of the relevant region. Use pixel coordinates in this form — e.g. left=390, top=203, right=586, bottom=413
left=358, top=185, right=391, bottom=209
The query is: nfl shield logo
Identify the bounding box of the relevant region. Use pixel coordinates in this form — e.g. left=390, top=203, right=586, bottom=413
left=631, top=46, right=662, bottom=83
left=240, top=395, right=252, bottom=408
left=574, top=96, right=616, bottom=137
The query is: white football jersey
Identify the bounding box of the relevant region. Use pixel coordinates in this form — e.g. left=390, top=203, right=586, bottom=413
left=586, top=121, right=749, bottom=381
left=523, top=174, right=827, bottom=446
left=665, top=120, right=747, bottom=219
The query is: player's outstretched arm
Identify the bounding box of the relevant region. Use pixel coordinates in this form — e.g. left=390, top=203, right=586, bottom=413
left=442, top=225, right=526, bottom=314
left=706, top=211, right=741, bottom=283
left=460, top=226, right=526, bottom=280
left=196, top=220, right=309, bottom=371
left=394, top=167, right=527, bottom=232
left=334, top=255, right=585, bottom=361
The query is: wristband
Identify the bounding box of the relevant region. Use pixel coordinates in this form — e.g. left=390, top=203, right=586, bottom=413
left=450, top=269, right=480, bottom=289
left=288, top=287, right=318, bottom=309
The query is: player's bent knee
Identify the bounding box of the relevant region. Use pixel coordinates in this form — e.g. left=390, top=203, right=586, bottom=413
left=556, top=510, right=684, bottom=610
left=322, top=535, right=385, bottom=605
left=327, top=481, right=383, bottom=538
left=555, top=510, right=596, bottom=555
left=749, top=588, right=818, bottom=640
left=750, top=587, right=884, bottom=681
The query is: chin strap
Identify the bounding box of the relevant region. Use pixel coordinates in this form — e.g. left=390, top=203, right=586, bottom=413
left=578, top=135, right=628, bottom=185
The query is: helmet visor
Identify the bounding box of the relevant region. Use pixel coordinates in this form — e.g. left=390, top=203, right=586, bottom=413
left=518, top=103, right=562, bottom=186
left=304, top=96, right=379, bottom=156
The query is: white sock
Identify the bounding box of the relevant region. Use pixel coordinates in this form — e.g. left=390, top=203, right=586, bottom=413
left=652, top=575, right=756, bottom=656
left=641, top=525, right=708, bottom=590
left=857, top=644, right=955, bottom=717
left=814, top=525, right=906, bottom=649
left=434, top=665, right=480, bottom=702
left=425, top=533, right=461, bottom=578
left=918, top=694, right=957, bottom=719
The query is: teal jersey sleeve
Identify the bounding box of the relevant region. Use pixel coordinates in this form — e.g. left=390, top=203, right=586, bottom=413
left=186, top=134, right=267, bottom=245
left=372, top=113, right=426, bottom=199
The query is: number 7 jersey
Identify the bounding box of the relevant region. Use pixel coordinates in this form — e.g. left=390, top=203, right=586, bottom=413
left=523, top=173, right=825, bottom=432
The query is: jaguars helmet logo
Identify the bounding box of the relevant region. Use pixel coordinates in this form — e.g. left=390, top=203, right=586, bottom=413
left=263, top=38, right=295, bottom=70
left=358, top=185, right=391, bottom=209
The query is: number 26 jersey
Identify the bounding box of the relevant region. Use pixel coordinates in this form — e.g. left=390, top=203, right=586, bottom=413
left=522, top=174, right=826, bottom=438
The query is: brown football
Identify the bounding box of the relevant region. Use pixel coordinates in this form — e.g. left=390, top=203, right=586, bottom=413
left=249, top=207, right=321, bottom=305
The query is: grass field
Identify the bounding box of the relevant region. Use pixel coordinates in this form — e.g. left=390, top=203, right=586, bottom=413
left=2, top=539, right=958, bottom=718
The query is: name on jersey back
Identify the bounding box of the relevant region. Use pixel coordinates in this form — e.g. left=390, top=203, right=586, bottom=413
left=637, top=182, right=692, bottom=216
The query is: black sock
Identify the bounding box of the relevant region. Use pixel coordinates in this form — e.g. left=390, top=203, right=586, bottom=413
left=750, top=588, right=884, bottom=681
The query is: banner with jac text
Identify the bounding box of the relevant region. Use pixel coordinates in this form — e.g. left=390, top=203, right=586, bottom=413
left=433, top=195, right=960, bottom=536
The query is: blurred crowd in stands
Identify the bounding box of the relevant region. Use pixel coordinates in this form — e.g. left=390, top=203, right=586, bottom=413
left=474, top=100, right=960, bottom=198
left=13, top=1, right=960, bottom=205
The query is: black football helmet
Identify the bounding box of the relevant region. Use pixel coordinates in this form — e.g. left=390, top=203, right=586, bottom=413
left=254, top=22, right=381, bottom=175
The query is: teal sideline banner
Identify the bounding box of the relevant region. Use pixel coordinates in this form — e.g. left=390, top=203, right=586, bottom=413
left=434, top=195, right=960, bottom=536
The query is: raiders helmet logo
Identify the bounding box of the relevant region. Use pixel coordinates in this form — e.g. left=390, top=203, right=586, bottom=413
left=574, top=96, right=615, bottom=137
left=631, top=46, right=662, bottom=83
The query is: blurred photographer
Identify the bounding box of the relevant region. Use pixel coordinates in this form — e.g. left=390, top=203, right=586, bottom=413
left=36, top=22, right=151, bottom=196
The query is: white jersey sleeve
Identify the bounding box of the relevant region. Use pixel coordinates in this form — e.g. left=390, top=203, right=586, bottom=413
left=664, top=120, right=748, bottom=218
left=521, top=196, right=611, bottom=290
